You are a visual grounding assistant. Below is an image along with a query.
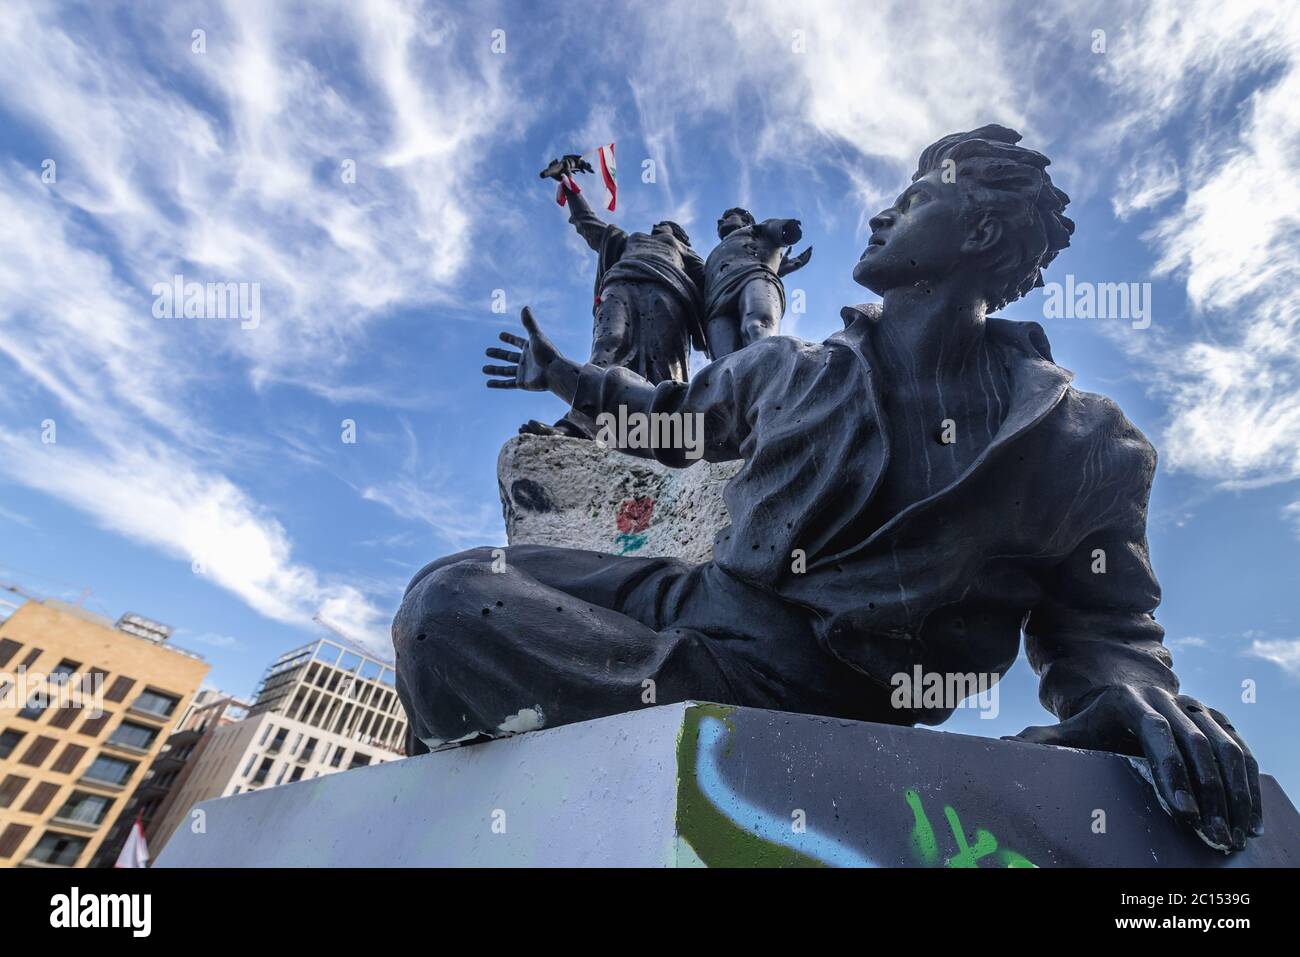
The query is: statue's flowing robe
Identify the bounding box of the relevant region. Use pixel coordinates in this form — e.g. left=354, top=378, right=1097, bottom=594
left=569, top=192, right=707, bottom=381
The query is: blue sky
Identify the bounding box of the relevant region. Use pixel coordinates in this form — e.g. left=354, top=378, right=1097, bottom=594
left=1, top=2, right=1297, bottom=794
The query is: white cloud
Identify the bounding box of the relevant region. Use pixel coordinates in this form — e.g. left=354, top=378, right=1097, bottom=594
left=1085, top=0, right=1300, bottom=486
left=0, top=0, right=524, bottom=650
left=590, top=0, right=1033, bottom=238
left=615, top=1, right=1300, bottom=494
left=1112, top=149, right=1181, bottom=221
left=1247, top=638, right=1300, bottom=677
left=0, top=0, right=522, bottom=387
left=0, top=431, right=393, bottom=653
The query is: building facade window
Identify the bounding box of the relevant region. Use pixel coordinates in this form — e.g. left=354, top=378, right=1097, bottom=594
left=0, top=774, right=29, bottom=809
left=51, top=743, right=87, bottom=774
left=131, top=689, right=180, bottom=718
left=17, top=694, right=47, bottom=721
left=0, top=729, right=23, bottom=759
left=0, top=823, right=31, bottom=859
left=20, top=781, right=60, bottom=814
left=18, top=735, right=57, bottom=767
left=26, top=832, right=87, bottom=867
left=251, top=757, right=274, bottom=786
left=107, top=720, right=158, bottom=751
left=48, top=706, right=80, bottom=729
left=54, top=791, right=114, bottom=826
left=103, top=675, right=135, bottom=703
left=0, top=637, right=22, bottom=668
left=78, top=711, right=113, bottom=737
left=82, top=754, right=137, bottom=787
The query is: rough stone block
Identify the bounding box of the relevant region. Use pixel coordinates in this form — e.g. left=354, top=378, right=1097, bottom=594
left=156, top=703, right=1300, bottom=867
left=497, top=434, right=740, bottom=563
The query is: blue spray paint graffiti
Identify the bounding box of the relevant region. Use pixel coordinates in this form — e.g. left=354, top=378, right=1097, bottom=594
left=693, top=715, right=877, bottom=867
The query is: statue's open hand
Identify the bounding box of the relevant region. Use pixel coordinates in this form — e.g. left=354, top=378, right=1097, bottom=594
left=1011, top=685, right=1262, bottom=853
left=483, top=306, right=560, bottom=392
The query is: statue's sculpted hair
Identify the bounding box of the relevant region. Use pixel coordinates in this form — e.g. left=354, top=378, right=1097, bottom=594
left=720, top=207, right=756, bottom=227
left=915, top=124, right=1075, bottom=310
left=655, top=220, right=691, bottom=246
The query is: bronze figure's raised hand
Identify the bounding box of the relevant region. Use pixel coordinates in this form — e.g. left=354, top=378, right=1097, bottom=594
left=538, top=154, right=595, bottom=181
left=483, top=307, right=563, bottom=392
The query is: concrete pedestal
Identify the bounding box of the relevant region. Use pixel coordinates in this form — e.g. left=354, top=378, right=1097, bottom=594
left=156, top=702, right=1300, bottom=867
left=498, top=434, right=740, bottom=563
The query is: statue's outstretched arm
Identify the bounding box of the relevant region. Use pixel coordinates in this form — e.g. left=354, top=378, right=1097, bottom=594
left=1019, top=456, right=1261, bottom=852
left=562, top=184, right=617, bottom=253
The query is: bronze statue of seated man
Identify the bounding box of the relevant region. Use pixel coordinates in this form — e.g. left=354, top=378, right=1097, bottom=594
left=398, top=125, right=1260, bottom=854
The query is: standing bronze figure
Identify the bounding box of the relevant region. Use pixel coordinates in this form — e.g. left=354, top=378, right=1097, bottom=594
left=516, top=160, right=707, bottom=437
left=703, top=208, right=811, bottom=359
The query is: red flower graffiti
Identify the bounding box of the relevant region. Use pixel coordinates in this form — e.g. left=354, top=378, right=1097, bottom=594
left=616, top=497, right=655, bottom=534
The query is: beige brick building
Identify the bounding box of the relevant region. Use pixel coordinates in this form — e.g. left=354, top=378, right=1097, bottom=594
left=0, top=599, right=208, bottom=867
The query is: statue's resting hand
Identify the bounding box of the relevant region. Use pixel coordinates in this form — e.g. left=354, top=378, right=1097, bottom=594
left=1011, top=685, right=1262, bottom=853
left=484, top=306, right=566, bottom=393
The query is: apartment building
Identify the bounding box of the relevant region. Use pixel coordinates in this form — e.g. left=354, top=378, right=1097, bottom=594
left=90, top=690, right=250, bottom=867
left=148, top=637, right=406, bottom=854
left=0, top=599, right=208, bottom=867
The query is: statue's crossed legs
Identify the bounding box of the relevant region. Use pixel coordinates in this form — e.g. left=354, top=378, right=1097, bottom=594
left=393, top=544, right=890, bottom=753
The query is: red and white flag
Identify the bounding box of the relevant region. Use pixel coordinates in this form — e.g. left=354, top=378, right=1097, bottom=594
left=594, top=143, right=617, bottom=211
left=114, top=812, right=150, bottom=868
left=555, top=172, right=582, bottom=206
left=555, top=143, right=617, bottom=212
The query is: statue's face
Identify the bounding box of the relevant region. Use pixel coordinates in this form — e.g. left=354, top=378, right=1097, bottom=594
left=852, top=169, right=969, bottom=292
left=716, top=212, right=749, bottom=238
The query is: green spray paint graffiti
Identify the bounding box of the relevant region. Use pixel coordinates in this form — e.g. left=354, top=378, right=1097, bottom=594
left=674, top=704, right=1038, bottom=867
left=675, top=705, right=827, bottom=867
left=905, top=788, right=1036, bottom=868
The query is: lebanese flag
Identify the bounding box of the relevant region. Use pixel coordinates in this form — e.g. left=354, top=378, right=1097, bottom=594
left=555, top=144, right=617, bottom=212
left=114, top=812, right=150, bottom=868
left=595, top=143, right=617, bottom=211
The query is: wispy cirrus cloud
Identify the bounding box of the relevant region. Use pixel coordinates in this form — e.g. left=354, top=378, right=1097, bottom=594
left=1083, top=0, right=1300, bottom=486
left=0, top=0, right=526, bottom=651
